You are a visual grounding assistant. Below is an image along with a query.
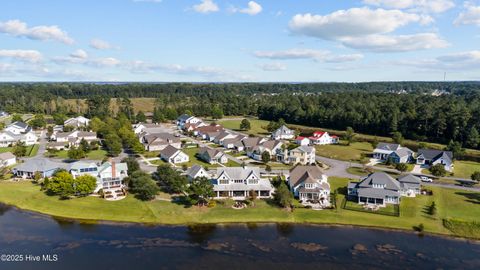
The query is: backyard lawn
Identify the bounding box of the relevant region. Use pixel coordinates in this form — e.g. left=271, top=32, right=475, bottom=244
left=315, top=140, right=373, bottom=163
left=47, top=149, right=108, bottom=160
left=0, top=178, right=479, bottom=238
left=453, top=160, right=480, bottom=179
left=0, top=144, right=38, bottom=157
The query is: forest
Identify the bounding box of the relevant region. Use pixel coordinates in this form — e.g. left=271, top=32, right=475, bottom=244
left=1, top=82, right=480, bottom=148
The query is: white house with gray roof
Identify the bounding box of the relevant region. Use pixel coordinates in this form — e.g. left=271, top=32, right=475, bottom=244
left=0, top=130, right=37, bottom=147
left=13, top=158, right=68, bottom=179
left=348, top=172, right=422, bottom=206
left=64, top=116, right=90, bottom=128
left=212, top=166, right=273, bottom=200
left=185, top=165, right=210, bottom=181
left=160, top=145, right=189, bottom=164
left=288, top=165, right=330, bottom=205
left=5, top=121, right=31, bottom=135
left=69, top=161, right=128, bottom=193
left=416, top=149, right=453, bottom=172
left=373, top=143, right=414, bottom=164
left=271, top=125, right=295, bottom=140
left=198, top=147, right=228, bottom=164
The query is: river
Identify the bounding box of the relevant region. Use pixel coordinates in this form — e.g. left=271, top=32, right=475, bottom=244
left=0, top=204, right=479, bottom=270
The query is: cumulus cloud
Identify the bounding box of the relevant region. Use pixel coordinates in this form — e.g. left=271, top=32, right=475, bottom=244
left=254, top=48, right=364, bottom=63
left=341, top=33, right=449, bottom=52
left=70, top=49, right=88, bottom=59
left=454, top=2, right=480, bottom=26
left=0, top=19, right=74, bottom=44
left=363, top=0, right=455, bottom=13
left=231, top=1, right=263, bottom=15
left=193, top=0, right=219, bottom=14
left=288, top=7, right=447, bottom=52
left=90, top=39, right=113, bottom=50
left=0, top=49, right=42, bottom=62
left=258, top=62, right=287, bottom=71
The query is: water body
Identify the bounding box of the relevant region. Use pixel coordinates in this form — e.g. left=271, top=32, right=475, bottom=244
left=0, top=204, right=479, bottom=270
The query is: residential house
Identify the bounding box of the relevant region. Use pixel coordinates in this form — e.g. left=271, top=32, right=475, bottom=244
left=398, top=174, right=421, bottom=197
left=0, top=152, right=16, bottom=167
left=234, top=137, right=266, bottom=152
left=212, top=166, right=273, bottom=199
left=160, top=145, right=189, bottom=164
left=295, top=136, right=310, bottom=146
left=194, top=124, right=224, bottom=140
left=183, top=122, right=206, bottom=132
left=69, top=161, right=128, bottom=193
left=373, top=143, right=414, bottom=163
left=0, top=130, right=38, bottom=147
left=416, top=149, right=454, bottom=172
left=213, top=131, right=237, bottom=145
left=5, top=121, right=31, bottom=135
left=64, top=116, right=90, bottom=128
left=13, top=158, right=67, bottom=179
left=347, top=172, right=421, bottom=206
left=247, top=140, right=283, bottom=161
left=198, top=147, right=228, bottom=164
left=133, top=123, right=173, bottom=135
left=0, top=111, right=9, bottom=118
left=309, top=131, right=339, bottom=145
left=185, top=165, right=210, bottom=181
left=177, top=114, right=202, bottom=128
left=141, top=133, right=181, bottom=151
left=48, top=130, right=98, bottom=150
left=221, top=135, right=246, bottom=149
left=288, top=165, right=330, bottom=205
left=278, top=145, right=316, bottom=165
left=271, top=125, right=295, bottom=140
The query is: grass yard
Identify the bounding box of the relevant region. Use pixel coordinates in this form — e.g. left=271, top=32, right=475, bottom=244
left=0, top=144, right=38, bottom=157
left=315, top=141, right=373, bottom=163
left=179, top=147, right=240, bottom=168
left=216, top=118, right=270, bottom=136
left=453, top=160, right=480, bottom=179
left=1, top=178, right=479, bottom=238
left=48, top=149, right=108, bottom=160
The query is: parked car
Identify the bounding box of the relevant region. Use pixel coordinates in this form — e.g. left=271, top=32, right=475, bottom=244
left=420, top=176, right=433, bottom=182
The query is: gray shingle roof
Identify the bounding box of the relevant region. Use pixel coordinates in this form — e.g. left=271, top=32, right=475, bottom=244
left=14, top=158, right=67, bottom=173
left=398, top=174, right=421, bottom=185
left=289, top=165, right=324, bottom=187
left=215, top=166, right=260, bottom=180
left=8, top=121, right=28, bottom=129
left=376, top=143, right=400, bottom=151
left=358, top=172, right=401, bottom=191
left=160, top=145, right=181, bottom=159
left=418, top=149, right=453, bottom=162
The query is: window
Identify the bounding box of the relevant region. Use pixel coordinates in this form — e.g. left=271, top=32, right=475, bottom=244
left=305, top=183, right=314, bottom=189
left=219, top=180, right=229, bottom=185
left=248, top=179, right=258, bottom=185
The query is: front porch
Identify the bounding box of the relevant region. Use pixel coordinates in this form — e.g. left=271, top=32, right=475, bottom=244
left=214, top=190, right=271, bottom=200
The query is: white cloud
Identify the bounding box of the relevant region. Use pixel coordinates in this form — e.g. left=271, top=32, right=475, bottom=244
left=258, top=62, right=287, bottom=71
left=232, top=1, right=263, bottom=15
left=70, top=49, right=88, bottom=59
left=88, top=57, right=121, bottom=67
left=0, top=49, right=42, bottom=62
left=363, top=0, right=455, bottom=13
left=90, top=39, right=113, bottom=50
left=455, top=2, right=480, bottom=26
left=289, top=8, right=432, bottom=40
left=288, top=8, right=447, bottom=52
left=193, top=0, right=219, bottom=14
left=254, top=48, right=364, bottom=63
left=0, top=19, right=74, bottom=44
left=342, top=33, right=449, bottom=52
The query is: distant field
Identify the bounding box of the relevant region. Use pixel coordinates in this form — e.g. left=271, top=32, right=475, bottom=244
left=454, top=161, right=480, bottom=179
left=216, top=118, right=270, bottom=136
left=315, top=141, right=373, bottom=163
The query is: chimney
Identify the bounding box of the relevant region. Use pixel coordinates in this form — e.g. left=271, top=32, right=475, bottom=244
left=109, top=158, right=116, bottom=178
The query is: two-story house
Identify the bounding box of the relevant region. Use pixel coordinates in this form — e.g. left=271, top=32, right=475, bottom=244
left=288, top=165, right=330, bottom=205
left=271, top=125, right=295, bottom=140
left=309, top=131, right=339, bottom=145
left=277, top=145, right=316, bottom=165
left=212, top=167, right=274, bottom=200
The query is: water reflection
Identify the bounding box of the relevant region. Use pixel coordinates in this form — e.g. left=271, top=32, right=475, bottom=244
left=186, top=224, right=217, bottom=244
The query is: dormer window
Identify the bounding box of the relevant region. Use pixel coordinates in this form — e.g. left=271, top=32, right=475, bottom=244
left=305, top=183, right=315, bottom=189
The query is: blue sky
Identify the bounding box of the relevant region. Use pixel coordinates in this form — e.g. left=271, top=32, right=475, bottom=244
left=0, top=0, right=479, bottom=82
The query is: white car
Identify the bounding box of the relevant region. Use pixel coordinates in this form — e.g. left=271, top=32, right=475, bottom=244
left=420, top=176, right=433, bottom=182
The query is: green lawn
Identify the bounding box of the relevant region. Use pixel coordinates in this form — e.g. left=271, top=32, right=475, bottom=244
left=0, top=179, right=479, bottom=238
left=454, top=160, right=480, bottom=179
left=0, top=144, right=38, bottom=157
left=216, top=118, right=270, bottom=136
left=48, top=149, right=108, bottom=160
left=315, top=141, right=373, bottom=163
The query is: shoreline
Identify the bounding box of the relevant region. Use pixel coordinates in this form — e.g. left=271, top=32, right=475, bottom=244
left=2, top=201, right=480, bottom=243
